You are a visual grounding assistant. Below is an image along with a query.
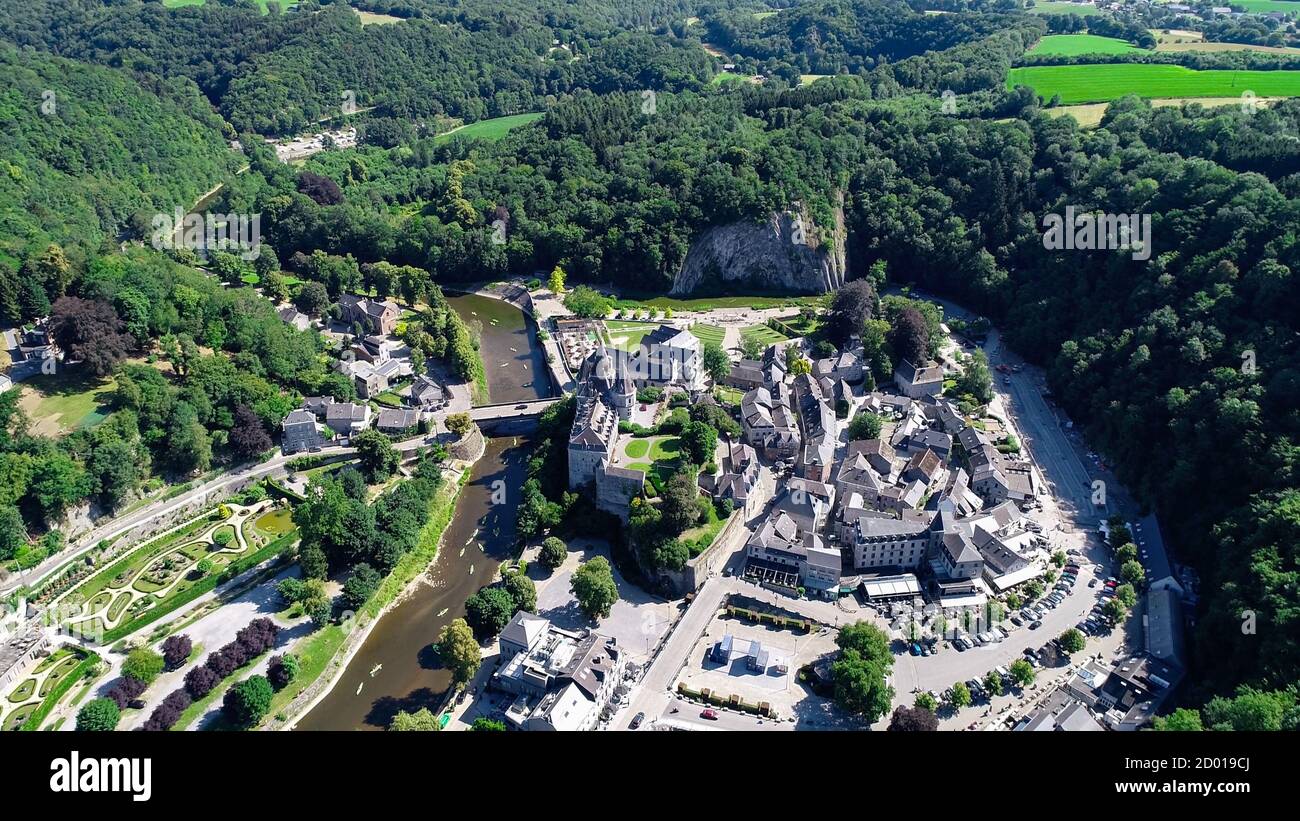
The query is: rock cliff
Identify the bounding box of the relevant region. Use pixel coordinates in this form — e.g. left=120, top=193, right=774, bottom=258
left=669, top=199, right=846, bottom=296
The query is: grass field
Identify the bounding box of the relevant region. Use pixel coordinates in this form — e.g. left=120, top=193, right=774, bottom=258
left=355, top=9, right=406, bottom=25
left=18, top=372, right=117, bottom=436
left=800, top=74, right=831, bottom=86
left=1189, top=0, right=1300, bottom=13
left=741, top=324, right=790, bottom=350
left=1027, top=34, right=1139, bottom=57
left=1010, top=63, right=1300, bottom=104
left=711, top=71, right=751, bottom=85
left=604, top=320, right=657, bottom=352
left=433, top=113, right=542, bottom=144
left=1028, top=1, right=1101, bottom=15
left=689, top=324, right=726, bottom=348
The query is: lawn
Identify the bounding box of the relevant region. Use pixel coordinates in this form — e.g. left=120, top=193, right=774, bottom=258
left=623, top=439, right=650, bottom=459
left=604, top=320, right=657, bottom=352
left=689, top=324, right=726, bottom=348
left=741, top=324, right=788, bottom=349
left=1027, top=1, right=1101, bottom=15
left=433, top=113, right=543, bottom=144
left=1197, top=0, right=1300, bottom=13
left=611, top=294, right=824, bottom=312
left=711, top=71, right=750, bottom=85
left=18, top=371, right=117, bottom=436
left=1009, top=63, right=1300, bottom=104
left=1027, top=34, right=1138, bottom=57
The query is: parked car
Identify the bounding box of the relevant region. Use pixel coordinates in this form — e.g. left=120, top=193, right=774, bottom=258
left=700, top=709, right=718, bottom=720
left=1010, top=615, right=1023, bottom=626
left=995, top=626, right=1009, bottom=639
left=1029, top=619, right=1043, bottom=630
left=630, top=712, right=645, bottom=729
left=1088, top=579, right=1098, bottom=588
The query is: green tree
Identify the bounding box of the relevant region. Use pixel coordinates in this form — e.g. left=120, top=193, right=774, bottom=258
left=436, top=618, right=482, bottom=684
left=122, top=647, right=165, bottom=685
left=983, top=670, right=1005, bottom=697
left=914, top=691, right=938, bottom=712
left=548, top=265, right=566, bottom=294
left=471, top=717, right=507, bottom=731
left=1120, top=559, right=1146, bottom=588
left=465, top=586, right=516, bottom=636
left=563, top=286, right=611, bottom=318
left=701, top=340, right=730, bottom=384
left=445, top=413, right=473, bottom=436
left=390, top=708, right=441, bottom=731
left=847, top=411, right=883, bottom=441
left=222, top=675, right=273, bottom=729
left=539, top=536, right=567, bottom=570
left=1153, top=708, right=1204, bottom=731
left=353, top=429, right=399, bottom=483
left=1102, top=597, right=1128, bottom=625
left=76, top=698, right=121, bottom=731
left=0, top=505, right=27, bottom=561
left=680, top=420, right=718, bottom=466
left=504, top=572, right=537, bottom=613
left=949, top=681, right=971, bottom=708
left=341, top=562, right=382, bottom=611
left=1115, top=583, right=1138, bottom=609
left=832, top=649, right=893, bottom=721
left=1009, top=659, right=1036, bottom=687
left=570, top=556, right=619, bottom=620
left=1059, top=628, right=1086, bottom=654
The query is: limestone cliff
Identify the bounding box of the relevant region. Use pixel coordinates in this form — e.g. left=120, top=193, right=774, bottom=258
left=669, top=199, right=846, bottom=296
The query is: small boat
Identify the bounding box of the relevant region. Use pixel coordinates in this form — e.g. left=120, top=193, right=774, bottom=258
left=369, top=664, right=382, bottom=677
left=437, top=608, right=449, bottom=617
left=469, top=564, right=475, bottom=575
left=356, top=683, right=364, bottom=696
left=459, top=546, right=465, bottom=557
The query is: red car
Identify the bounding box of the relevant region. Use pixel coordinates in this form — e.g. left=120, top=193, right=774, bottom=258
left=700, top=709, right=719, bottom=720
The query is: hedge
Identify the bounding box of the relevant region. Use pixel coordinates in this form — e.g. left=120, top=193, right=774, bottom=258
left=19, top=651, right=99, bottom=731
left=101, top=531, right=299, bottom=644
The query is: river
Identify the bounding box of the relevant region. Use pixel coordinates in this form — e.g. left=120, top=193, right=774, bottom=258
left=295, top=294, right=549, bottom=730
left=445, top=290, right=551, bottom=405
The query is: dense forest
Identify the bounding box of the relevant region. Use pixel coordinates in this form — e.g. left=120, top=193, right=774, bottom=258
left=2, top=0, right=1299, bottom=723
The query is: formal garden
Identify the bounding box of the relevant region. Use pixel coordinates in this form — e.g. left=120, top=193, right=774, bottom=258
left=50, top=499, right=296, bottom=643
left=0, top=645, right=100, bottom=731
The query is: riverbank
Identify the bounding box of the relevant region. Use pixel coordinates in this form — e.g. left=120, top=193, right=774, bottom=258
left=268, top=437, right=483, bottom=730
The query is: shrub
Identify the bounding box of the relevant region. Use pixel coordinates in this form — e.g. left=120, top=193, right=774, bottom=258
left=184, top=664, right=221, bottom=699
left=76, top=698, right=121, bottom=731
left=222, top=675, right=274, bottom=729
left=122, top=648, right=165, bottom=686
left=539, top=537, right=567, bottom=570
left=268, top=653, right=300, bottom=691
left=161, top=634, right=193, bottom=671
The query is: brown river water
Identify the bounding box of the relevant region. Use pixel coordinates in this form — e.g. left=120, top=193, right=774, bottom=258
left=296, top=293, right=549, bottom=730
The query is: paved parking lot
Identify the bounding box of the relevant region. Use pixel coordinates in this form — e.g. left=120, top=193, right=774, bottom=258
left=527, top=538, right=678, bottom=662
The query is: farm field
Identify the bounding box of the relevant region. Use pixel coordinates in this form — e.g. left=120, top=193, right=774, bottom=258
left=1009, top=64, right=1300, bottom=104
left=433, top=113, right=542, bottom=144
left=1027, top=1, right=1101, bottom=15
left=1027, top=34, right=1138, bottom=57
